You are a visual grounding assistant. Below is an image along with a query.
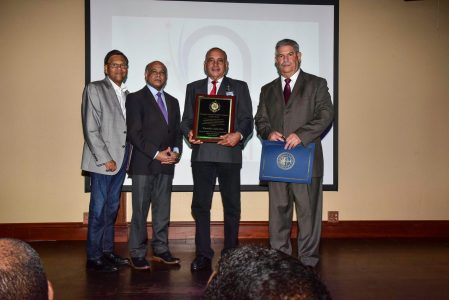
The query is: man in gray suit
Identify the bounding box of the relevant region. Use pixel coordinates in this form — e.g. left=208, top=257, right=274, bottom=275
left=81, top=50, right=130, bottom=272
left=181, top=47, right=254, bottom=271
left=255, top=39, right=334, bottom=268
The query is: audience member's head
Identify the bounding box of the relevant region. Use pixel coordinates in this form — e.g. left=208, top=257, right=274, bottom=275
left=204, top=246, right=331, bottom=300
left=0, top=238, right=53, bottom=300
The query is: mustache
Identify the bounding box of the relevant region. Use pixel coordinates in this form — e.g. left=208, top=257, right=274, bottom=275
left=279, top=60, right=301, bottom=67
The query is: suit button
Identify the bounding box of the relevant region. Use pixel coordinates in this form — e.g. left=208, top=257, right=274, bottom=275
left=122, top=145, right=125, bottom=148
left=123, top=131, right=127, bottom=134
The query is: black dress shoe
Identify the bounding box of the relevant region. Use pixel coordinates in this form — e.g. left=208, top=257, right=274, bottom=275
left=86, top=258, right=118, bottom=272
left=191, top=255, right=211, bottom=272
left=130, top=257, right=151, bottom=270
left=152, top=251, right=180, bottom=265
left=103, top=252, right=130, bottom=266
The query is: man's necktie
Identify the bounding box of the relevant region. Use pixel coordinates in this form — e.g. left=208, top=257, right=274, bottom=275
left=283, top=78, right=291, bottom=104
left=156, top=92, right=168, bottom=123
left=210, top=80, right=217, bottom=95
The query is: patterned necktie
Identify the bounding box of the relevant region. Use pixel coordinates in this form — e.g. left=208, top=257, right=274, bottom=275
left=156, top=92, right=168, bottom=123
left=283, top=78, right=291, bottom=104
left=210, top=80, right=217, bottom=95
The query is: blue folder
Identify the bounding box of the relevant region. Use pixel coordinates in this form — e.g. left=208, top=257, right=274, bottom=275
left=259, top=141, right=315, bottom=184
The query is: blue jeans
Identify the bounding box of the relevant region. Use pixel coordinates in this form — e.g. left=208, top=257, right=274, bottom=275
left=86, top=153, right=128, bottom=260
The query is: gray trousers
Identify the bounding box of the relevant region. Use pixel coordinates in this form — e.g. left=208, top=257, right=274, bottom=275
left=268, top=177, right=323, bottom=267
left=128, top=174, right=173, bottom=258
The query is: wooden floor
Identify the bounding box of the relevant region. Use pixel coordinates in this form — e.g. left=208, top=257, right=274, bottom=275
left=31, top=238, right=449, bottom=300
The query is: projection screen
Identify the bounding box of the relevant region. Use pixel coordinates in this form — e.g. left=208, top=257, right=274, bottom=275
left=85, top=0, right=339, bottom=191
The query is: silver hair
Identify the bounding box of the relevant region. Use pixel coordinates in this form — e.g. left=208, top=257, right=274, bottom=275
left=275, top=39, right=300, bottom=54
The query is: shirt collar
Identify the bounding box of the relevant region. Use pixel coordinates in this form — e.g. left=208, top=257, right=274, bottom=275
left=208, top=77, right=223, bottom=84
left=281, top=69, right=300, bottom=83
left=146, top=84, right=163, bottom=97
left=107, top=77, right=127, bottom=93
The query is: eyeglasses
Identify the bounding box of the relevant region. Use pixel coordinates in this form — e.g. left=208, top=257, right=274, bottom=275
left=109, top=63, right=128, bottom=69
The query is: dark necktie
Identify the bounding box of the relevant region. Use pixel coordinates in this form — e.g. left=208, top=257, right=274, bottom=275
left=210, top=80, right=217, bottom=95
left=283, top=78, right=291, bottom=104
left=156, top=92, right=168, bottom=124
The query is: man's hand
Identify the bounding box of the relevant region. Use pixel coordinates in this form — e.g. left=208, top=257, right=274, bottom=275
left=217, top=132, right=241, bottom=147
left=104, top=160, right=117, bottom=172
left=188, top=130, right=203, bottom=144
left=267, top=131, right=301, bottom=149
left=155, top=147, right=178, bottom=165
left=171, top=151, right=181, bottom=164
left=284, top=133, right=301, bottom=150
left=268, top=131, right=285, bottom=142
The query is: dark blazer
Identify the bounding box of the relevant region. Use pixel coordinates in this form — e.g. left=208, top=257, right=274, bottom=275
left=126, top=86, right=183, bottom=175
left=255, top=70, right=334, bottom=177
left=180, top=76, right=253, bottom=164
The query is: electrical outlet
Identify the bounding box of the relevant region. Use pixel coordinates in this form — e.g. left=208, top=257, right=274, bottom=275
left=83, top=212, right=89, bottom=225
left=328, top=211, right=339, bottom=223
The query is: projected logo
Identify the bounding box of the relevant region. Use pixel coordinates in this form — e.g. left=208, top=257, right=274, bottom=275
left=209, top=101, right=220, bottom=113
left=276, top=152, right=295, bottom=171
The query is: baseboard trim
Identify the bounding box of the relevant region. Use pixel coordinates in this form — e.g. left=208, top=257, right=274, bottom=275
left=1, top=221, right=449, bottom=242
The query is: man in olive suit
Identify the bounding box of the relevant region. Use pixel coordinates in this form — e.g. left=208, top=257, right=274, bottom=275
left=255, top=39, right=334, bottom=268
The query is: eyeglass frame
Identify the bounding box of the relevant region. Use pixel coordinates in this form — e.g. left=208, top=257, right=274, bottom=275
left=108, top=63, right=129, bottom=69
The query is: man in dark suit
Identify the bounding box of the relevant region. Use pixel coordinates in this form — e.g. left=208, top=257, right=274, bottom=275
left=181, top=47, right=254, bottom=271
left=81, top=50, right=130, bottom=272
left=126, top=61, right=183, bottom=270
left=255, top=39, right=334, bottom=268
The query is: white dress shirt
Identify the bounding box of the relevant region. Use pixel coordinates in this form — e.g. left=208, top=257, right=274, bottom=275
left=108, top=77, right=127, bottom=119
left=281, top=69, right=300, bottom=93
left=208, top=77, right=222, bottom=94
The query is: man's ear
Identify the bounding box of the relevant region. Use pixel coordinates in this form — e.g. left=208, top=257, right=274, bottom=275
left=47, top=280, right=54, bottom=300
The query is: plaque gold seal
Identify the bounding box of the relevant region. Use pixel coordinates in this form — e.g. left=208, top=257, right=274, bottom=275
left=209, top=101, right=220, bottom=113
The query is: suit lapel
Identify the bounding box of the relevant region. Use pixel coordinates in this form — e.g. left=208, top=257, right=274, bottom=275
left=104, top=77, right=125, bottom=121
left=123, top=90, right=129, bottom=120
left=273, top=77, right=285, bottom=108
left=164, top=92, right=175, bottom=125
left=199, top=78, right=208, bottom=95
left=144, top=87, right=168, bottom=126
left=288, top=70, right=305, bottom=107
left=120, top=89, right=129, bottom=121
left=218, top=77, right=229, bottom=96
left=142, top=86, right=166, bottom=123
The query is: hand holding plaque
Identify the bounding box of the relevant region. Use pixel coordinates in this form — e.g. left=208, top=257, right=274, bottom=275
left=192, top=94, right=235, bottom=142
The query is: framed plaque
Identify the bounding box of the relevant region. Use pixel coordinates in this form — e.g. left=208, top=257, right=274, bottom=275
left=193, top=94, right=235, bottom=142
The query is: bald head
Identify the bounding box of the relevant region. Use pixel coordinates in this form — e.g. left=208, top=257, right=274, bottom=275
left=145, top=60, right=168, bottom=90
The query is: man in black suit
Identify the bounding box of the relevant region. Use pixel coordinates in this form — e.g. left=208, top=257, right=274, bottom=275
left=181, top=47, right=254, bottom=271
left=126, top=61, right=183, bottom=270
